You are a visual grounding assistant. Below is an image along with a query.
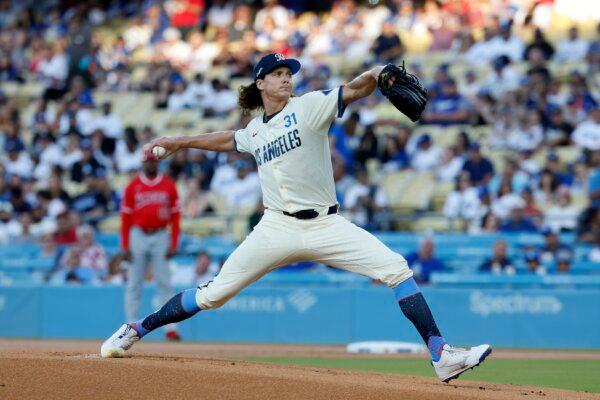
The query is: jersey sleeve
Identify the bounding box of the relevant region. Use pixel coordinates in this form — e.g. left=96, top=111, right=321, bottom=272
left=301, top=86, right=346, bottom=135
left=120, top=182, right=134, bottom=250
left=169, top=180, right=181, bottom=250
left=233, top=127, right=252, bottom=153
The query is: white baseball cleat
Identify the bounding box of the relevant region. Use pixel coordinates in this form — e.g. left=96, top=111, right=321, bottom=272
left=432, top=344, right=492, bottom=382
left=100, top=324, right=140, bottom=358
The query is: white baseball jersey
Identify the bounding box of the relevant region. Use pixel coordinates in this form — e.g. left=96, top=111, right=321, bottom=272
left=233, top=86, right=345, bottom=213
left=194, top=85, right=412, bottom=312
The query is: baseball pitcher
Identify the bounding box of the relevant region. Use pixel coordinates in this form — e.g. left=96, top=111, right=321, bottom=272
left=102, top=53, right=491, bottom=382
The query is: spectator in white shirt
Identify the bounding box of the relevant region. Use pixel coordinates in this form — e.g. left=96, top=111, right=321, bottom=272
left=115, top=127, right=143, bottom=173
left=343, top=168, right=389, bottom=230
left=544, top=186, right=579, bottom=232
left=463, top=26, right=497, bottom=67
left=60, top=133, right=84, bottom=171
left=33, top=132, right=63, bottom=182
left=572, top=106, right=600, bottom=150
left=483, top=56, right=520, bottom=100
left=443, top=172, right=481, bottom=224
left=3, top=138, right=33, bottom=179
left=76, top=224, right=108, bottom=276
left=171, top=251, right=220, bottom=287
left=222, top=160, right=261, bottom=210
left=492, top=180, right=525, bottom=220
left=122, top=17, right=152, bottom=51
left=411, top=134, right=442, bottom=172
left=91, top=102, right=123, bottom=139
left=508, top=112, right=544, bottom=152
left=184, top=73, right=213, bottom=107
left=210, top=157, right=238, bottom=196
left=254, top=0, right=290, bottom=31
left=457, top=70, right=481, bottom=102
left=158, top=27, right=191, bottom=70
left=167, top=81, right=195, bottom=112
left=206, top=0, right=233, bottom=29
left=0, top=201, right=21, bottom=244
left=201, top=80, right=237, bottom=117
left=38, top=42, right=68, bottom=88
left=487, top=23, right=524, bottom=62
left=555, top=26, right=589, bottom=62
left=187, top=30, right=220, bottom=74
left=436, top=146, right=465, bottom=183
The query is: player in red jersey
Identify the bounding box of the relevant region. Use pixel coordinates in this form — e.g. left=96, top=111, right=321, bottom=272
left=120, top=149, right=181, bottom=341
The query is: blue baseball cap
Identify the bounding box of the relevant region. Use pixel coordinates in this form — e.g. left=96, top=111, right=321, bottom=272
left=4, top=137, right=24, bottom=152
left=253, top=53, right=301, bottom=81
left=417, top=134, right=431, bottom=145
left=80, top=138, right=93, bottom=150
left=477, top=186, right=490, bottom=198
left=542, top=226, right=558, bottom=236
left=524, top=250, right=540, bottom=262
left=547, top=151, right=559, bottom=161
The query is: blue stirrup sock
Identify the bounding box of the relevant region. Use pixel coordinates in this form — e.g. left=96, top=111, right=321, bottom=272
left=131, top=289, right=201, bottom=338
left=393, top=277, right=446, bottom=362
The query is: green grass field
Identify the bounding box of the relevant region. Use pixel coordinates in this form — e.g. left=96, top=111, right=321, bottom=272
left=244, top=357, right=600, bottom=393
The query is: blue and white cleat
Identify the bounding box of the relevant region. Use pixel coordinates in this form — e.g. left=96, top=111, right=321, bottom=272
left=432, top=344, right=492, bottom=382
left=100, top=324, right=140, bottom=358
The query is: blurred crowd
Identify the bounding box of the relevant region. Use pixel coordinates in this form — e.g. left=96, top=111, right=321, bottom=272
left=0, top=0, right=599, bottom=284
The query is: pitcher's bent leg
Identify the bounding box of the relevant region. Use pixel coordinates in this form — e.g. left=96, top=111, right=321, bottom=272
left=309, top=215, right=413, bottom=287
left=130, top=213, right=299, bottom=337
left=195, top=223, right=297, bottom=310
left=308, top=215, right=445, bottom=360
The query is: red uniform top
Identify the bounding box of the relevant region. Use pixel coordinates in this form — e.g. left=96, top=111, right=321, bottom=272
left=121, top=173, right=181, bottom=251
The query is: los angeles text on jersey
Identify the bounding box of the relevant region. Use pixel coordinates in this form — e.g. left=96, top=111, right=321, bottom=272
left=253, top=129, right=301, bottom=166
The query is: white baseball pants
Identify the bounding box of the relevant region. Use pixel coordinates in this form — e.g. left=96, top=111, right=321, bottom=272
left=195, top=209, right=412, bottom=310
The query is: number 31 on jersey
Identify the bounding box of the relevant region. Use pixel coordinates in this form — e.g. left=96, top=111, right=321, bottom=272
left=284, top=113, right=298, bottom=128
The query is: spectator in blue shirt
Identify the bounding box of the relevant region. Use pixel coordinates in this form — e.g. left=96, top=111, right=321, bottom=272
left=422, top=78, right=470, bottom=125
left=540, top=226, right=574, bottom=264
left=354, top=125, right=379, bottom=168
left=555, top=248, right=573, bottom=274
left=588, top=150, right=600, bottom=208
left=544, top=151, right=573, bottom=186
left=523, top=249, right=547, bottom=275
left=330, top=112, right=360, bottom=168
left=500, top=206, right=538, bottom=232
left=405, top=237, right=445, bottom=284
left=488, top=158, right=529, bottom=196
left=462, top=142, right=495, bottom=186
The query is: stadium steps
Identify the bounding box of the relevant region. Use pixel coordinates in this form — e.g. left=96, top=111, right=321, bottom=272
left=182, top=217, right=228, bottom=236
left=203, top=66, right=232, bottom=82
left=167, top=109, right=200, bottom=129
left=148, top=109, right=171, bottom=132
left=97, top=215, right=120, bottom=232
left=532, top=146, right=582, bottom=166
left=112, top=173, right=133, bottom=190
left=374, top=103, right=412, bottom=123
left=411, top=215, right=462, bottom=232
left=63, top=181, right=88, bottom=197
left=383, top=171, right=435, bottom=213
left=431, top=181, right=454, bottom=212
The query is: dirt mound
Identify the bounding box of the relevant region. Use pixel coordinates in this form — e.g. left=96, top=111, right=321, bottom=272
left=0, top=340, right=597, bottom=400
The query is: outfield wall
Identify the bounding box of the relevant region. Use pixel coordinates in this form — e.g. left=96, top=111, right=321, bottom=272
left=0, top=284, right=598, bottom=349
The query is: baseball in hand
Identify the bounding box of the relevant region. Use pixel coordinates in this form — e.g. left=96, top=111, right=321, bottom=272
left=152, top=146, right=166, bottom=158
